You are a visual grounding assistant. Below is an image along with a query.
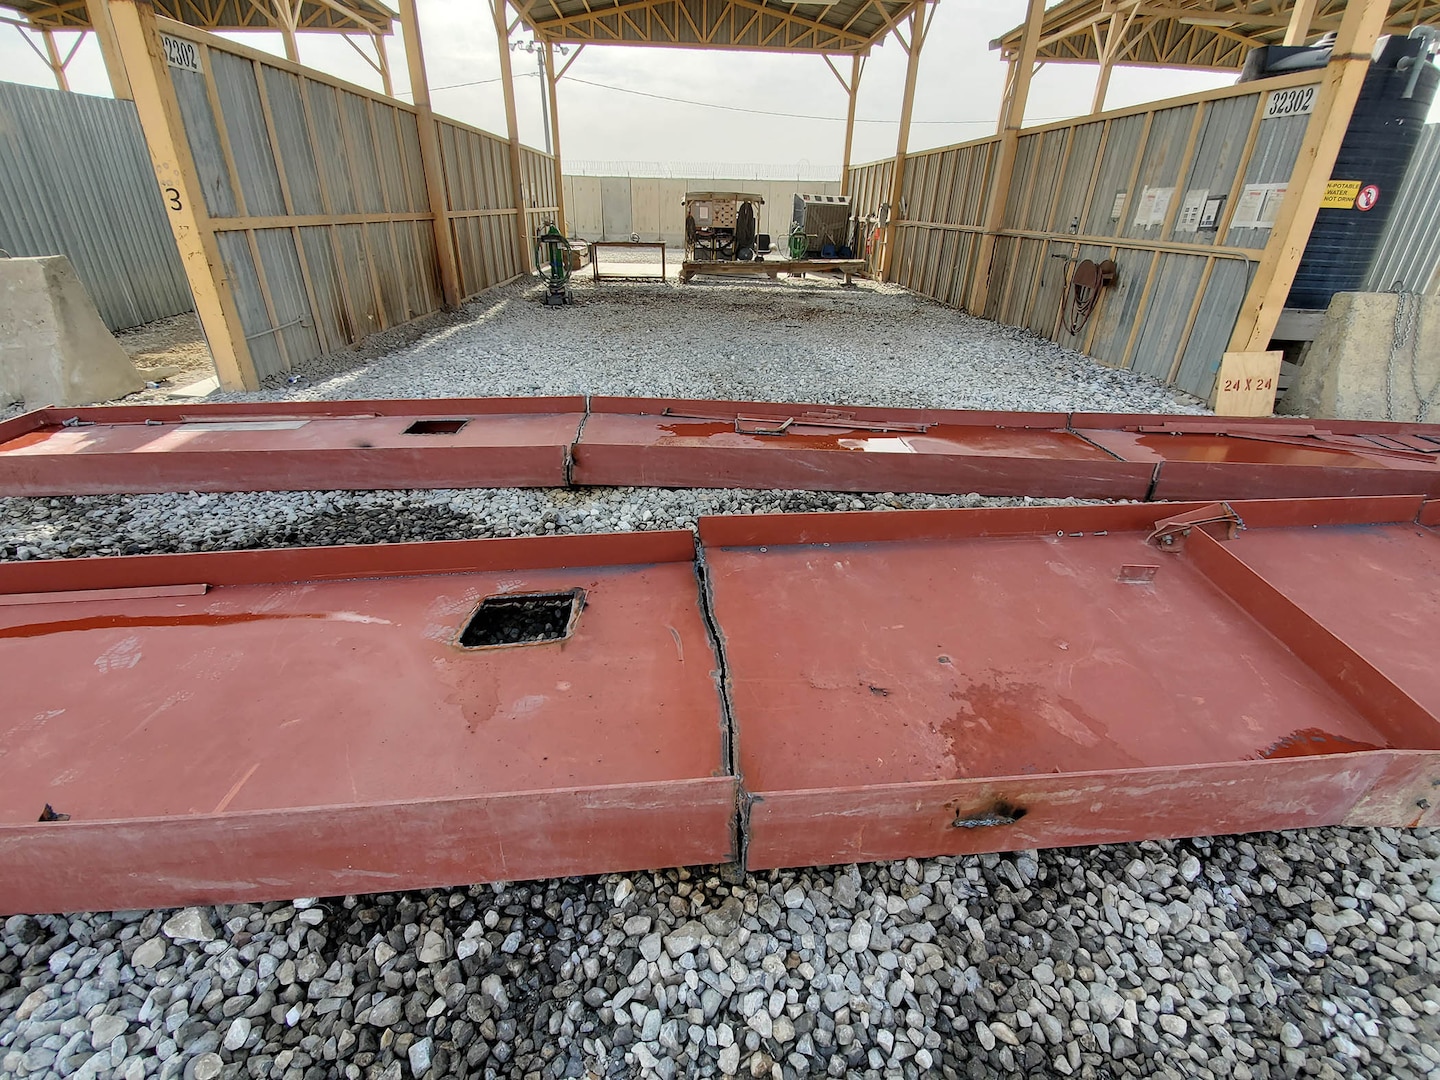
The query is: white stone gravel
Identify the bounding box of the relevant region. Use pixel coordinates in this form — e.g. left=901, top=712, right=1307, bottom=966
left=3, top=277, right=1438, bottom=1080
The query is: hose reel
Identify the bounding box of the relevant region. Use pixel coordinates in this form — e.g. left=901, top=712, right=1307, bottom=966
left=1062, top=258, right=1117, bottom=335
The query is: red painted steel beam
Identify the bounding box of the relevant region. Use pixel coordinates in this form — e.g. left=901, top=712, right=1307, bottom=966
left=0, top=398, right=586, bottom=495
left=0, top=530, right=734, bottom=914
left=3, top=497, right=1440, bottom=913
left=698, top=498, right=1440, bottom=868
left=4, top=396, right=1440, bottom=499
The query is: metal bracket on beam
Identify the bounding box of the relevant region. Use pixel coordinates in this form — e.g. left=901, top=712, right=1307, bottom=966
left=1149, top=501, right=1245, bottom=550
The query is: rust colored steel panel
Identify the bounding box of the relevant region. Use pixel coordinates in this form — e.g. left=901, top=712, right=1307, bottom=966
left=4, top=396, right=1440, bottom=500
left=698, top=499, right=1440, bottom=868
left=745, top=760, right=1391, bottom=869
left=576, top=407, right=1151, bottom=499
left=0, top=398, right=586, bottom=495
left=1081, top=427, right=1440, bottom=500
left=0, top=531, right=731, bottom=915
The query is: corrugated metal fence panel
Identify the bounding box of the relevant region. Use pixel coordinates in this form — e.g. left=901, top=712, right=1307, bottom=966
left=845, top=77, right=1325, bottom=399
left=0, top=80, right=192, bottom=332
left=1363, top=123, right=1440, bottom=293
left=1171, top=94, right=1257, bottom=248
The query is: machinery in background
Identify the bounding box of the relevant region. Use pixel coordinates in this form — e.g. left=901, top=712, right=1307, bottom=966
left=534, top=223, right=575, bottom=307
left=791, top=193, right=852, bottom=258
left=683, top=192, right=765, bottom=262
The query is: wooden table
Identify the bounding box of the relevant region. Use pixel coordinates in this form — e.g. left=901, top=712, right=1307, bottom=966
left=679, top=258, right=866, bottom=285
left=590, top=241, right=667, bottom=282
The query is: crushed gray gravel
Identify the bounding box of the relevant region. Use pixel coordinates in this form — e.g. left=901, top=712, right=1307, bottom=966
left=27, top=273, right=1207, bottom=416
left=3, top=278, right=1436, bottom=1080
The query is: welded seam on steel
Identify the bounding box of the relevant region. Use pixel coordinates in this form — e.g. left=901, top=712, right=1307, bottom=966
left=693, top=542, right=749, bottom=870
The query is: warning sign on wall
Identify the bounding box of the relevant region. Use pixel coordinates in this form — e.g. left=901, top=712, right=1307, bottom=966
left=1321, top=180, right=1363, bottom=208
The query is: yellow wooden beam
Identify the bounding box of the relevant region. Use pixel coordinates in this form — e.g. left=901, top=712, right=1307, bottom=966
left=1227, top=0, right=1390, bottom=354
left=398, top=0, right=462, bottom=307
left=878, top=3, right=927, bottom=281
left=544, top=41, right=567, bottom=235
left=41, top=28, right=71, bottom=90
left=492, top=0, right=532, bottom=266
left=85, top=0, right=132, bottom=97
left=968, top=0, right=1043, bottom=312
left=840, top=52, right=863, bottom=197
left=1283, top=0, right=1319, bottom=44
left=106, top=0, right=259, bottom=390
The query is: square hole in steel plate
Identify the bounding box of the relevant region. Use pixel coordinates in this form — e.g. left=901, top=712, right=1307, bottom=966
left=404, top=419, right=469, bottom=435
left=459, top=590, right=583, bottom=648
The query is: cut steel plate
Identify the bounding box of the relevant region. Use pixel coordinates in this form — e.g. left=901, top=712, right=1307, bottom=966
left=0, top=532, right=733, bottom=914
left=3, top=497, right=1440, bottom=913
left=697, top=498, right=1440, bottom=869
left=4, top=397, right=1440, bottom=499
left=0, top=398, right=585, bottom=495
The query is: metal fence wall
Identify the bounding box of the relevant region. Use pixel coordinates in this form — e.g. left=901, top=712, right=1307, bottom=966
left=162, top=20, right=556, bottom=380
left=1363, top=123, right=1440, bottom=295
left=0, top=79, right=192, bottom=332
left=849, top=72, right=1325, bottom=400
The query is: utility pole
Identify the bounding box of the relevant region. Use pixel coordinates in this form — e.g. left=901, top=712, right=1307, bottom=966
left=511, top=39, right=567, bottom=155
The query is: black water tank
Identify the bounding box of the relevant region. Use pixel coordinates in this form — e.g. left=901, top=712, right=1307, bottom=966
left=1285, top=35, right=1438, bottom=309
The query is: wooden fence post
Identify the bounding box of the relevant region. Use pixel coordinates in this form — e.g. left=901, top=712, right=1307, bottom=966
left=106, top=0, right=259, bottom=391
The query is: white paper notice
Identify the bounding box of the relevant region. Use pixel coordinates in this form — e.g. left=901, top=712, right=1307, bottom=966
left=1132, top=186, right=1174, bottom=228
left=1133, top=187, right=1158, bottom=228
left=1149, top=187, right=1174, bottom=226
left=1175, top=189, right=1209, bottom=233
left=1231, top=183, right=1286, bottom=229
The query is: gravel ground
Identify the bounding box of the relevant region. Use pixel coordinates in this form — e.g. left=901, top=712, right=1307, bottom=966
left=1, top=273, right=1206, bottom=416
left=3, top=278, right=1438, bottom=1080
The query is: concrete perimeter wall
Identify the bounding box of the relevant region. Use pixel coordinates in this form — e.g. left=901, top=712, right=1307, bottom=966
left=563, top=177, right=842, bottom=246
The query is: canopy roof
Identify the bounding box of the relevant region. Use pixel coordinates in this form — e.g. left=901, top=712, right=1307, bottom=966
left=992, top=0, right=1440, bottom=71
left=513, top=0, right=923, bottom=54
left=3, top=0, right=394, bottom=33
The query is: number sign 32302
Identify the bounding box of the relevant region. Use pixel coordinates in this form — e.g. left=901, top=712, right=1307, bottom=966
left=160, top=34, right=202, bottom=74
left=1264, top=86, right=1316, bottom=119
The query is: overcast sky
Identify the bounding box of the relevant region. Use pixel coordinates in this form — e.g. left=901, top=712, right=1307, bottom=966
left=1, top=1, right=1432, bottom=174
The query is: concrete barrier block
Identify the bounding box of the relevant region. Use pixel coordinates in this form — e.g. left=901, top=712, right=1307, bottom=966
left=0, top=255, right=144, bottom=408
left=1281, top=291, right=1440, bottom=422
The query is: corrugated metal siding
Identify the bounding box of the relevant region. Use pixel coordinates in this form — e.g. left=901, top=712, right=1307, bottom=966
left=1174, top=258, right=1254, bottom=398
left=0, top=80, right=192, bottom=331
left=1363, top=123, right=1440, bottom=293
left=156, top=23, right=545, bottom=365
left=845, top=77, right=1321, bottom=399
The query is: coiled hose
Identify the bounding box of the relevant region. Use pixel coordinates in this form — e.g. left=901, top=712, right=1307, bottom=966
left=534, top=224, right=572, bottom=287
left=788, top=224, right=809, bottom=260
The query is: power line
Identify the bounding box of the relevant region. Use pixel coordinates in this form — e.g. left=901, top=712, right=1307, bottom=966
left=423, top=70, right=1070, bottom=127
left=561, top=75, right=1070, bottom=126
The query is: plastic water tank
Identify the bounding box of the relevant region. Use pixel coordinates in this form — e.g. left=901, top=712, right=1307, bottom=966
left=1285, top=36, right=1438, bottom=308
